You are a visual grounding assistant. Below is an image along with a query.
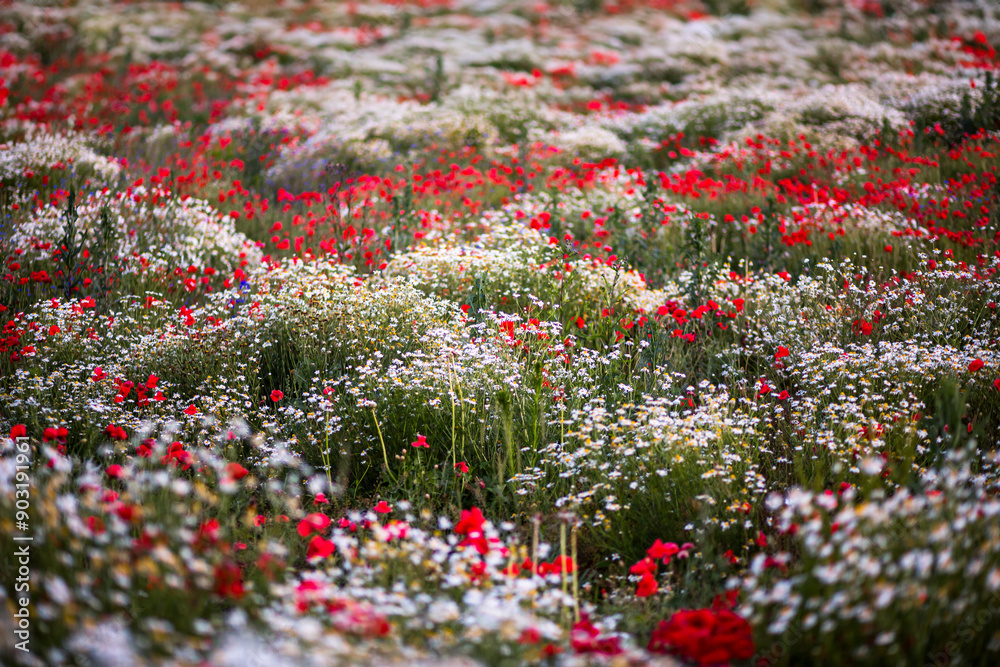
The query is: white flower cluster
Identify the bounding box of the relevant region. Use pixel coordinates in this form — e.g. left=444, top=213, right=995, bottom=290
left=0, top=132, right=122, bottom=182
left=10, top=186, right=261, bottom=275
left=740, top=449, right=1000, bottom=664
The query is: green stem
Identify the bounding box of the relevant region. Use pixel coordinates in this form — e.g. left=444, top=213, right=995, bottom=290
left=448, top=359, right=456, bottom=469
left=371, top=408, right=396, bottom=484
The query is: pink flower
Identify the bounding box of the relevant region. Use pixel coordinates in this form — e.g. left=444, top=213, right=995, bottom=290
left=411, top=434, right=429, bottom=448
left=106, top=464, right=124, bottom=479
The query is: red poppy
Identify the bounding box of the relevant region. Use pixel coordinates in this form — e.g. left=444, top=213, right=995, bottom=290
left=518, top=627, right=542, bottom=644
left=162, top=442, right=193, bottom=470
left=373, top=500, right=392, bottom=514
left=306, top=535, right=336, bottom=561
left=195, top=519, right=221, bottom=548
left=571, top=616, right=623, bottom=656
left=712, top=589, right=741, bottom=611
left=647, top=539, right=680, bottom=563
left=42, top=427, right=68, bottom=444
left=454, top=507, right=485, bottom=535
left=648, top=608, right=754, bottom=665
left=540, top=555, right=576, bottom=575
left=629, top=557, right=657, bottom=575
left=213, top=561, right=245, bottom=599
left=969, top=359, right=984, bottom=373
left=502, top=561, right=521, bottom=576
left=87, top=516, right=106, bottom=535
left=297, top=512, right=331, bottom=537
left=636, top=571, right=658, bottom=597
left=541, top=644, right=563, bottom=658
left=410, top=434, right=429, bottom=448
left=225, top=462, right=249, bottom=480
left=295, top=580, right=324, bottom=612
left=137, top=439, right=154, bottom=458
left=270, top=389, right=284, bottom=402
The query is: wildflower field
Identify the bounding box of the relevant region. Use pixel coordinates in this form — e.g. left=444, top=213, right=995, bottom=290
left=2, top=0, right=1000, bottom=664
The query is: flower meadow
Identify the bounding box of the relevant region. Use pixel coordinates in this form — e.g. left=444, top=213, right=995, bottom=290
left=2, top=0, right=1000, bottom=664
